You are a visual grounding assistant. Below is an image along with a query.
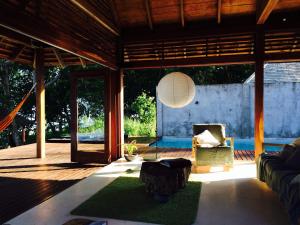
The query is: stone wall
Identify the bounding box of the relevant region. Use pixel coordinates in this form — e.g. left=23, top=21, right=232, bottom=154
left=157, top=82, right=300, bottom=138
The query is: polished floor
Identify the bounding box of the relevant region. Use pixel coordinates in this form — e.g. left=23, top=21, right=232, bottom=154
left=6, top=159, right=290, bottom=225
left=0, top=143, right=101, bottom=224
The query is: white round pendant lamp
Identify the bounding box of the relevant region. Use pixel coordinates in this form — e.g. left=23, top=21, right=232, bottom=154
left=157, top=72, right=196, bottom=108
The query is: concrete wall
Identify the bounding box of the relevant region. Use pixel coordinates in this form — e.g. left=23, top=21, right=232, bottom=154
left=157, top=82, right=300, bottom=138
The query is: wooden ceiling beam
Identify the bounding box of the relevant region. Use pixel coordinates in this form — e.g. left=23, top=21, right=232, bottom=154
left=291, top=39, right=298, bottom=53
left=123, top=55, right=255, bottom=69
left=144, top=0, right=153, bottom=30
left=265, top=52, right=300, bottom=62
left=0, top=26, right=32, bottom=47
left=123, top=16, right=300, bottom=44
left=217, top=0, right=222, bottom=24
left=52, top=48, right=65, bottom=68
left=123, top=23, right=256, bottom=44
left=10, top=45, right=26, bottom=61
left=180, top=0, right=185, bottom=27
left=257, top=0, right=279, bottom=24
left=109, top=0, right=121, bottom=29
left=0, top=2, right=117, bottom=70
left=69, top=0, right=119, bottom=36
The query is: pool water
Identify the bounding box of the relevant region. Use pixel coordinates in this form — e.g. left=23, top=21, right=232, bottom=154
left=150, top=137, right=295, bottom=152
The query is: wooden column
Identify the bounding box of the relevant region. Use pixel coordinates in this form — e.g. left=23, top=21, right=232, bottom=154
left=119, top=69, right=124, bottom=158
left=105, top=71, right=112, bottom=163
left=34, top=48, right=46, bottom=158
left=70, top=76, right=78, bottom=162
left=109, top=70, right=124, bottom=161
left=110, top=71, right=117, bottom=161
left=254, top=26, right=265, bottom=159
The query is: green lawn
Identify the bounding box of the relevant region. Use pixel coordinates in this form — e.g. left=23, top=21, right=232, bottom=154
left=71, top=176, right=201, bottom=225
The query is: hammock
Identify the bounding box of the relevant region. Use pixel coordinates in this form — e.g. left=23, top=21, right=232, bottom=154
left=0, top=84, right=36, bottom=132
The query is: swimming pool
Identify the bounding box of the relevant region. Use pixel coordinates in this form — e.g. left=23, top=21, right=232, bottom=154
left=150, top=136, right=295, bottom=152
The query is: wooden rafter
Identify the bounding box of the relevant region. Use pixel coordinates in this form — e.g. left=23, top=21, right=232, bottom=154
left=0, top=2, right=117, bottom=69
left=52, top=48, right=65, bottom=68
left=109, top=0, right=120, bottom=29
left=0, top=26, right=32, bottom=47
left=123, top=55, right=255, bottom=69
left=144, top=0, right=153, bottom=30
left=291, top=35, right=298, bottom=52
left=10, top=45, right=26, bottom=61
left=257, top=0, right=279, bottom=24
left=69, top=0, right=119, bottom=36
left=180, top=0, right=185, bottom=27
left=217, top=0, right=222, bottom=24
left=79, top=57, right=86, bottom=68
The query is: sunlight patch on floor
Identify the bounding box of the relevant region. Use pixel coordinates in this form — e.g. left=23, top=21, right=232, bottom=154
left=190, top=160, right=257, bottom=183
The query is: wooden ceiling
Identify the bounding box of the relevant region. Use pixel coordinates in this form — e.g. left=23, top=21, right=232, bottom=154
left=0, top=0, right=118, bottom=69
left=114, top=0, right=300, bottom=29
left=0, top=0, right=300, bottom=69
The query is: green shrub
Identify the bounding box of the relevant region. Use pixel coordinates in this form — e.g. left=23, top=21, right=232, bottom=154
left=131, top=92, right=156, bottom=124
left=79, top=115, right=104, bottom=133
left=124, top=117, right=155, bottom=137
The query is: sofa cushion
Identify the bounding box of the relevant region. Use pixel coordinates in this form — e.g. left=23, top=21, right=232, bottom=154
left=265, top=157, right=286, bottom=183
left=257, top=153, right=300, bottom=225
left=194, top=130, right=220, bottom=147
left=270, top=169, right=298, bottom=194
left=285, top=148, right=300, bottom=170
left=279, top=144, right=297, bottom=161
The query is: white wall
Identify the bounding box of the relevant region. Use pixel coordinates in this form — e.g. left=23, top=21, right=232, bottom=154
left=157, top=82, right=300, bottom=138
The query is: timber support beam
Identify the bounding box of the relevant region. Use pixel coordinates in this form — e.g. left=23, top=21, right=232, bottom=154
left=254, top=26, right=265, bottom=159
left=34, top=48, right=46, bottom=158
left=257, top=0, right=279, bottom=24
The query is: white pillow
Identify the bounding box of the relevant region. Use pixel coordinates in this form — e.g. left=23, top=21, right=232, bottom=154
left=194, top=130, right=220, bottom=147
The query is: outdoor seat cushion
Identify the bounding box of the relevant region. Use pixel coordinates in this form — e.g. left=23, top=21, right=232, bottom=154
left=292, top=137, right=300, bottom=146
left=195, top=146, right=233, bottom=166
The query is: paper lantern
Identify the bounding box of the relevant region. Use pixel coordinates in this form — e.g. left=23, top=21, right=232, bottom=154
left=157, top=72, right=196, bottom=108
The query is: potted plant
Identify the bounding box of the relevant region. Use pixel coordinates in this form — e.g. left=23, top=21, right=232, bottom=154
left=123, top=140, right=138, bottom=161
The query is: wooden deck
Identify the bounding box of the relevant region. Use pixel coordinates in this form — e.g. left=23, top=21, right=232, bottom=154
left=138, top=146, right=262, bottom=161
left=0, top=143, right=102, bottom=224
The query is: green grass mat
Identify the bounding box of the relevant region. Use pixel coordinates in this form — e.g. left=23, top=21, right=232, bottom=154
left=71, top=176, right=201, bottom=225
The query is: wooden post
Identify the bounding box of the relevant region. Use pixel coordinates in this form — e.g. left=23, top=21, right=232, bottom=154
left=110, top=71, right=118, bottom=161
left=22, top=127, right=26, bottom=145
left=107, top=69, right=124, bottom=161
left=70, top=76, right=78, bottom=162
left=34, top=48, right=46, bottom=158
left=119, top=69, right=124, bottom=158
left=105, top=71, right=112, bottom=163
left=254, top=26, right=265, bottom=159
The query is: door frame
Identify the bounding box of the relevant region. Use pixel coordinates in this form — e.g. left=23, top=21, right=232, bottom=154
left=70, top=69, right=111, bottom=164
